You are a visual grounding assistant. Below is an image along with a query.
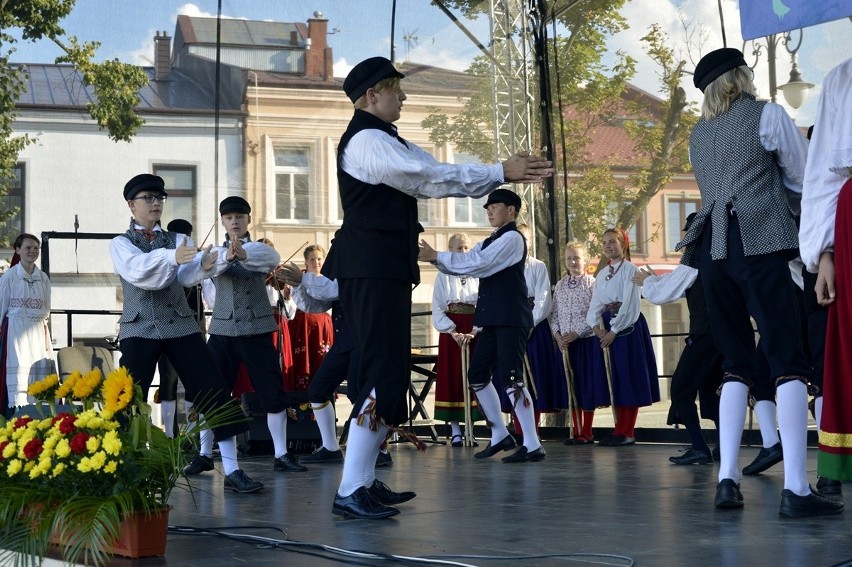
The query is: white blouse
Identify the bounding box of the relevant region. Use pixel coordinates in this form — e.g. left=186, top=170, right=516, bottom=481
left=431, top=273, right=479, bottom=333
left=524, top=257, right=552, bottom=326
left=800, top=57, right=852, bottom=272
left=586, top=260, right=641, bottom=334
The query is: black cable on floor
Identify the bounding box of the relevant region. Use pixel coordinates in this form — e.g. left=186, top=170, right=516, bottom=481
left=168, top=524, right=636, bottom=566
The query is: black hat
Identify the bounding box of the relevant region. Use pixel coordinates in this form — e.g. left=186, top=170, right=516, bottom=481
left=343, top=57, right=405, bottom=103
left=219, top=196, right=251, bottom=215
left=693, top=48, right=747, bottom=92
left=124, top=174, right=167, bottom=200
left=167, top=219, right=193, bottom=236
left=483, top=188, right=522, bottom=212
left=683, top=212, right=697, bottom=232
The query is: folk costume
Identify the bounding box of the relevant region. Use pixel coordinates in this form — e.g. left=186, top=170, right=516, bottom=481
left=800, top=56, right=852, bottom=483
left=431, top=272, right=482, bottom=434
left=434, top=192, right=543, bottom=463
left=182, top=196, right=305, bottom=474
left=550, top=271, right=604, bottom=442
left=0, top=262, right=56, bottom=412
left=586, top=257, right=660, bottom=445
left=287, top=294, right=333, bottom=392
left=678, top=49, right=841, bottom=517
left=325, top=57, right=504, bottom=519
left=111, top=174, right=256, bottom=493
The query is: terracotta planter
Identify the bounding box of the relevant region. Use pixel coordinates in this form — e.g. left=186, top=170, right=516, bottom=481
left=50, top=507, right=169, bottom=559
left=108, top=508, right=170, bottom=558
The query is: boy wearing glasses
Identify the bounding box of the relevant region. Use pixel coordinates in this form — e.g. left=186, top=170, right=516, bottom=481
left=110, top=173, right=264, bottom=494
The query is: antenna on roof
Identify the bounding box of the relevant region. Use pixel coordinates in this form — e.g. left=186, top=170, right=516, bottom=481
left=403, top=28, right=420, bottom=62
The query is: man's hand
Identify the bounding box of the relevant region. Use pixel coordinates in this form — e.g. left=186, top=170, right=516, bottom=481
left=200, top=244, right=217, bottom=271
left=632, top=269, right=651, bottom=285
left=418, top=239, right=438, bottom=262
left=226, top=239, right=247, bottom=262
left=816, top=251, right=836, bottom=306
left=278, top=262, right=304, bottom=287
left=502, top=150, right=554, bottom=184
left=175, top=243, right=197, bottom=265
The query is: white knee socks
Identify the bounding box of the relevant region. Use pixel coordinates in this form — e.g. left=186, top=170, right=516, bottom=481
left=473, top=382, right=509, bottom=444
left=753, top=400, right=780, bottom=448
left=718, top=381, right=748, bottom=483
left=312, top=402, right=340, bottom=451
left=267, top=411, right=288, bottom=459
left=776, top=381, right=810, bottom=496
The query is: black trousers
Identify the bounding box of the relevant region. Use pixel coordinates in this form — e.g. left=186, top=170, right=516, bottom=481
left=119, top=333, right=249, bottom=441
left=698, top=215, right=810, bottom=387
left=467, top=325, right=528, bottom=390
left=667, top=333, right=723, bottom=426
left=338, top=277, right=410, bottom=425
left=207, top=333, right=290, bottom=414
left=308, top=309, right=359, bottom=404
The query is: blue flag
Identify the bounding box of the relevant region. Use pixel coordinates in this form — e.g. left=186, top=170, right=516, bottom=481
left=740, top=0, right=852, bottom=40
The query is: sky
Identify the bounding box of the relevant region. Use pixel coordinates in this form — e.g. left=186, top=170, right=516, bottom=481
left=7, top=0, right=852, bottom=124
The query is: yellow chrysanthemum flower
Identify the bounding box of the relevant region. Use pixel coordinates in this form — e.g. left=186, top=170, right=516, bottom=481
left=72, top=368, right=103, bottom=399
left=55, top=371, right=82, bottom=399
left=28, top=373, right=60, bottom=397
left=102, top=367, right=135, bottom=414
left=86, top=436, right=101, bottom=453
left=3, top=443, right=16, bottom=459
left=102, top=431, right=122, bottom=456
left=55, top=439, right=71, bottom=459
left=7, top=459, right=22, bottom=476
left=51, top=462, right=66, bottom=477
left=103, top=460, right=118, bottom=474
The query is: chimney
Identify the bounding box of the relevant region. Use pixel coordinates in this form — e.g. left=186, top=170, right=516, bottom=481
left=290, top=31, right=299, bottom=46
left=305, top=12, right=332, bottom=80
left=154, top=31, right=172, bottom=81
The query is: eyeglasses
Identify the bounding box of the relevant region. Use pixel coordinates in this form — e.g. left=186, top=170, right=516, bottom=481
left=133, top=195, right=167, bottom=204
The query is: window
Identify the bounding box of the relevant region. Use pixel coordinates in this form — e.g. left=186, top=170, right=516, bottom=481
left=153, top=165, right=196, bottom=231
left=273, top=147, right=310, bottom=221
left=0, top=164, right=25, bottom=247
left=449, top=153, right=489, bottom=226
left=627, top=213, right=647, bottom=256
left=666, top=196, right=701, bottom=253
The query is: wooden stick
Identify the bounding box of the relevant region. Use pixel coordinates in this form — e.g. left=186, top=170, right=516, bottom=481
left=461, top=342, right=475, bottom=447
left=277, top=241, right=309, bottom=269
left=197, top=218, right=219, bottom=249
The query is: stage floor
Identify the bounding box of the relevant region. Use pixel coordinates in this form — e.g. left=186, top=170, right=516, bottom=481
left=102, top=440, right=850, bottom=567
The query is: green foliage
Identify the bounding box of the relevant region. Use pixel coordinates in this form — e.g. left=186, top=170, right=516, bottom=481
left=0, top=1, right=148, bottom=244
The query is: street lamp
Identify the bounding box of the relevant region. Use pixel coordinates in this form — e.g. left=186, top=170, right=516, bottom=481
left=744, top=28, right=814, bottom=109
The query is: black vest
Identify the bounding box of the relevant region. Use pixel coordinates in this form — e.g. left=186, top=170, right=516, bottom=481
left=323, top=109, right=422, bottom=284
left=473, top=222, right=533, bottom=328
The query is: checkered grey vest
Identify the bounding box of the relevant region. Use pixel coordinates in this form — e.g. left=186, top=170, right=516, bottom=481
left=118, top=229, right=200, bottom=340
left=208, top=254, right=276, bottom=337
left=677, top=94, right=799, bottom=267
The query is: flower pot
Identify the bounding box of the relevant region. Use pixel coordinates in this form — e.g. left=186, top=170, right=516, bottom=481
left=108, top=508, right=170, bottom=558
left=49, top=507, right=169, bottom=559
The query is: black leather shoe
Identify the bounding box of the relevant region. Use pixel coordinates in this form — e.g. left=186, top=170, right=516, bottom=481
left=367, top=479, right=416, bottom=505
left=501, top=445, right=546, bottom=463
left=779, top=488, right=844, bottom=518
left=300, top=447, right=344, bottom=463
left=184, top=455, right=214, bottom=475
left=597, top=434, right=615, bottom=446
left=714, top=479, right=744, bottom=509
left=474, top=434, right=516, bottom=459
left=332, top=486, right=400, bottom=519
left=669, top=447, right=713, bottom=465
left=563, top=437, right=594, bottom=446
left=610, top=436, right=635, bottom=447
left=274, top=453, right=308, bottom=472
left=376, top=450, right=393, bottom=467
left=451, top=434, right=463, bottom=447
left=817, top=477, right=843, bottom=498
left=224, top=469, right=264, bottom=493
left=742, top=442, right=783, bottom=476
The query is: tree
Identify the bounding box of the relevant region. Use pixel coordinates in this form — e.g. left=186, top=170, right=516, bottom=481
left=0, top=0, right=148, bottom=246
